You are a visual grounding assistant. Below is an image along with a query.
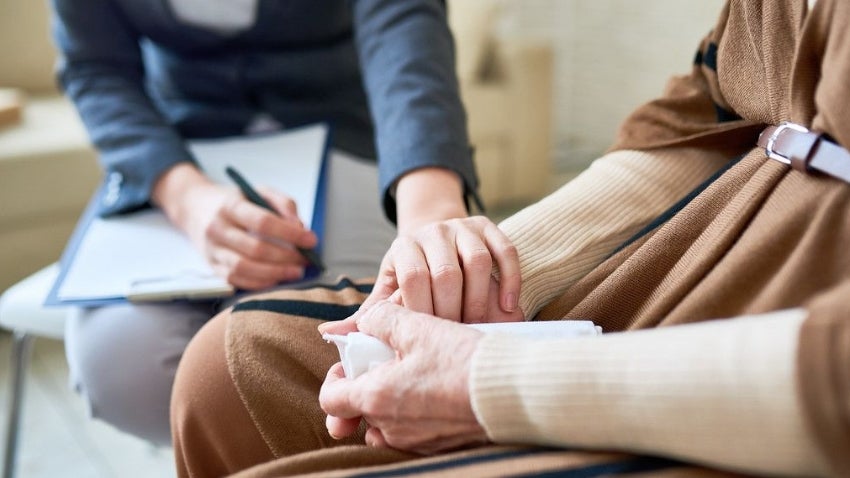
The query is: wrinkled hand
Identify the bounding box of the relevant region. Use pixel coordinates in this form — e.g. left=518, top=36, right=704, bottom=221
left=365, top=216, right=521, bottom=323
left=318, top=301, right=490, bottom=454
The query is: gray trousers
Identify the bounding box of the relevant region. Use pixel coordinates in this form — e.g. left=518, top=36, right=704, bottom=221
left=65, top=151, right=396, bottom=445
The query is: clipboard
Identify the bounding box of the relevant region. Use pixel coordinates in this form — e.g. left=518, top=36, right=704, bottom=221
left=45, top=123, right=331, bottom=306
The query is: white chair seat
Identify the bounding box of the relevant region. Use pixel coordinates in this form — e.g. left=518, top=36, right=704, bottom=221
left=0, top=263, right=67, bottom=340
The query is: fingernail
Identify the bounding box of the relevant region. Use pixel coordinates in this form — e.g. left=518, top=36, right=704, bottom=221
left=505, top=292, right=517, bottom=312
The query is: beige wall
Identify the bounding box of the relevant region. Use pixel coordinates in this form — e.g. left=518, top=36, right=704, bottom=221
left=0, top=0, right=57, bottom=92
left=498, top=0, right=725, bottom=170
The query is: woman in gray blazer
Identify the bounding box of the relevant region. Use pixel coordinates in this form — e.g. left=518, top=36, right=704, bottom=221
left=52, top=0, right=485, bottom=445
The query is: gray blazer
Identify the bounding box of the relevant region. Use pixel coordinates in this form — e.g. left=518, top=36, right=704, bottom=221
left=51, top=0, right=480, bottom=221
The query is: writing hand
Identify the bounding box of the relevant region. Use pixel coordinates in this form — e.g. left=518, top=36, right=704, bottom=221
left=319, top=301, right=490, bottom=454
left=196, top=183, right=318, bottom=290
left=154, top=164, right=317, bottom=290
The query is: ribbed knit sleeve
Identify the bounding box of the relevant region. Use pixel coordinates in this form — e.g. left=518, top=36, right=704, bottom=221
left=498, top=147, right=729, bottom=319
left=469, top=309, right=829, bottom=477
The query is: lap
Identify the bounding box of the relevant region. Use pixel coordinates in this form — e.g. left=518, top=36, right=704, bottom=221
left=177, top=280, right=754, bottom=478
left=225, top=277, right=375, bottom=456
left=230, top=444, right=747, bottom=478
left=173, top=276, right=376, bottom=476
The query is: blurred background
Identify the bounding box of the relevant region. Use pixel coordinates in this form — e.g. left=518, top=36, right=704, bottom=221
left=0, top=1, right=721, bottom=476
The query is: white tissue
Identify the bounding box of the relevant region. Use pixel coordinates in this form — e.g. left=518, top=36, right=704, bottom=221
left=323, top=320, right=602, bottom=379
left=322, top=332, right=396, bottom=379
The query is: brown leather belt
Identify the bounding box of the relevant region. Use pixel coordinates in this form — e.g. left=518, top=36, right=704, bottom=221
left=758, top=122, right=850, bottom=185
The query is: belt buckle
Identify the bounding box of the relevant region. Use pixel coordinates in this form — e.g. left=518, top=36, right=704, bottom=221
left=764, top=121, right=809, bottom=165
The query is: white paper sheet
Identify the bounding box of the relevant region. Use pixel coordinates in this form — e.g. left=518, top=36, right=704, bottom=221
left=52, top=124, right=328, bottom=304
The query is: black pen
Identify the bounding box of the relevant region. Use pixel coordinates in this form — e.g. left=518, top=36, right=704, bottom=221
left=225, top=165, right=326, bottom=273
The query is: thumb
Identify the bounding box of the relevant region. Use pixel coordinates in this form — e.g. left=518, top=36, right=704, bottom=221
left=356, top=301, right=430, bottom=355
left=260, top=187, right=301, bottom=223
left=317, top=315, right=359, bottom=336
left=317, top=293, right=390, bottom=336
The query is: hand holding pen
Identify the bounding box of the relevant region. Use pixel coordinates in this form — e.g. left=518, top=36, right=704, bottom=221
left=226, top=166, right=326, bottom=273
left=152, top=161, right=320, bottom=291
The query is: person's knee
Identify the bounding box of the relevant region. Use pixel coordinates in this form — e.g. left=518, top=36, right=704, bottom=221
left=172, top=309, right=274, bottom=477
left=66, top=304, right=207, bottom=445
left=171, top=310, right=231, bottom=439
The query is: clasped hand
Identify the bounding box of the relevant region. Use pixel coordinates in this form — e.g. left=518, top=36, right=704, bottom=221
left=318, top=215, right=525, bottom=454
left=319, top=301, right=491, bottom=454
left=366, top=215, right=522, bottom=323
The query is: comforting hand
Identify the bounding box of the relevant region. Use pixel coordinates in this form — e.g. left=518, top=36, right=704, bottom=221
left=365, top=216, right=522, bottom=323
left=318, top=301, right=490, bottom=454
left=153, top=163, right=318, bottom=290
left=384, top=168, right=522, bottom=322
left=319, top=273, right=524, bottom=340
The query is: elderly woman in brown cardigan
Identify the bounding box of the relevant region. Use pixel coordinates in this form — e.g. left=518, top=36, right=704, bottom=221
left=170, top=0, right=849, bottom=476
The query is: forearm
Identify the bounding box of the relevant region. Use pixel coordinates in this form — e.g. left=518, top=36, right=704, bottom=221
left=500, top=147, right=730, bottom=319
left=394, top=167, right=467, bottom=235
left=470, top=310, right=829, bottom=477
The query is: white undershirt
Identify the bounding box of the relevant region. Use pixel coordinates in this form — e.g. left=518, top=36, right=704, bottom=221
left=168, top=0, right=258, bottom=34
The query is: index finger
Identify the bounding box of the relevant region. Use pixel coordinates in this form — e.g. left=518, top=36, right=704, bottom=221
left=226, top=199, right=316, bottom=249
left=361, top=253, right=401, bottom=309
left=373, top=237, right=433, bottom=315
left=258, top=187, right=301, bottom=223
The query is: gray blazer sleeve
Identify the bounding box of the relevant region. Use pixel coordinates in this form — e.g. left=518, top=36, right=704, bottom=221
left=351, top=0, right=482, bottom=222
left=51, top=0, right=196, bottom=216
